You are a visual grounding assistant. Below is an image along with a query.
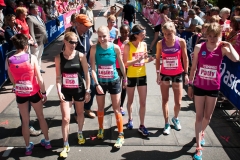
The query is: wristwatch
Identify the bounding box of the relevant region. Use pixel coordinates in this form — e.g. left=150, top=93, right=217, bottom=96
left=86, top=89, right=91, bottom=93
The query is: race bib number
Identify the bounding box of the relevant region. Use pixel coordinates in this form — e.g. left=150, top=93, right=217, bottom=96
left=15, top=81, right=33, bottom=94
left=199, top=67, right=217, bottom=79
left=98, top=65, right=114, bottom=79
left=163, top=56, right=178, bottom=69
left=133, top=52, right=145, bottom=67
left=62, top=73, right=79, bottom=88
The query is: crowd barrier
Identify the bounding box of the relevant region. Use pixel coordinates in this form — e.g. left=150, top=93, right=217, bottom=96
left=138, top=5, right=240, bottom=110
left=0, top=6, right=81, bottom=87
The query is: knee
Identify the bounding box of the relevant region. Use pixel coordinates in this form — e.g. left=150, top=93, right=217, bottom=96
left=139, top=100, right=146, bottom=107
left=203, top=114, right=212, bottom=122
left=62, top=116, right=70, bottom=124
left=162, top=98, right=169, bottom=104
left=195, top=115, right=203, bottom=123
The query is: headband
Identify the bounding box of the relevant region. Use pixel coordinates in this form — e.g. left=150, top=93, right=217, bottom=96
left=131, top=30, right=145, bottom=35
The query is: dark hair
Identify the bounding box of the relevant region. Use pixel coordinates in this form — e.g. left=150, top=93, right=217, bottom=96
left=120, top=24, right=130, bottom=31
left=235, top=6, right=240, bottom=13
left=210, top=6, right=220, bottom=14
left=188, top=9, right=196, bottom=15
left=29, top=3, right=38, bottom=11
left=231, top=16, right=240, bottom=31
left=12, top=34, right=29, bottom=50
left=161, top=4, right=169, bottom=13
left=129, top=24, right=145, bottom=42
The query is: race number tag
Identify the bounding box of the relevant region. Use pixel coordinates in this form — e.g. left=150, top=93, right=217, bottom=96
left=199, top=67, right=217, bottom=79
left=98, top=65, right=114, bottom=79
left=132, top=52, right=145, bottom=67
left=15, top=81, right=33, bottom=94
left=62, top=73, right=79, bottom=88
left=163, top=56, right=178, bottom=69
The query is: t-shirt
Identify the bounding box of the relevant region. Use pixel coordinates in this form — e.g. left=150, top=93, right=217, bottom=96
left=16, top=18, right=30, bottom=39
left=123, top=4, right=135, bottom=22
left=191, top=15, right=204, bottom=26
left=197, top=11, right=205, bottom=19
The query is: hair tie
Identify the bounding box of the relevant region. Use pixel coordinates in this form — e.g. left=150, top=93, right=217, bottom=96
left=131, top=30, right=144, bottom=35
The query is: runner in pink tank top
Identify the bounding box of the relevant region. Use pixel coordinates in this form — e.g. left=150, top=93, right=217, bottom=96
left=113, top=24, right=130, bottom=116
left=188, top=23, right=240, bottom=160
left=155, top=22, right=189, bottom=136
left=6, top=34, right=51, bottom=155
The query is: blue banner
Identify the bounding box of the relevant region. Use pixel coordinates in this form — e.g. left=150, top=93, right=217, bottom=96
left=45, top=15, right=65, bottom=47
left=220, top=57, right=240, bottom=109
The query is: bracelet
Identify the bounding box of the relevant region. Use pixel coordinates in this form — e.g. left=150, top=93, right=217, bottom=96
left=41, top=92, right=46, bottom=95
left=184, top=72, right=188, bottom=75
left=188, top=80, right=193, bottom=85
left=123, top=79, right=127, bottom=83
left=156, top=70, right=160, bottom=73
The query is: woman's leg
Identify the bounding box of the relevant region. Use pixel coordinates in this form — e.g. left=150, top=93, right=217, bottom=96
left=75, top=101, right=85, bottom=132
left=194, top=95, right=206, bottom=148
left=96, top=95, right=105, bottom=139
left=149, top=32, right=160, bottom=52
left=18, top=101, right=31, bottom=146
left=31, top=101, right=49, bottom=141
left=160, top=81, right=170, bottom=124
left=60, top=101, right=72, bottom=143
left=201, top=96, right=218, bottom=134
left=126, top=87, right=135, bottom=121
left=137, top=85, right=147, bottom=126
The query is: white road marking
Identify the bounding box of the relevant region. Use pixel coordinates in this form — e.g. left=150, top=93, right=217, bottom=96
left=2, top=85, right=54, bottom=157
left=2, top=147, right=14, bottom=157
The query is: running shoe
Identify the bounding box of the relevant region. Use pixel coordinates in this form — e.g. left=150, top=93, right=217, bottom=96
left=25, top=142, right=34, bottom=156
left=78, top=133, right=85, bottom=144
left=97, top=128, right=104, bottom=139
left=40, top=139, right=52, bottom=149
left=114, top=133, right=125, bottom=148
left=60, top=145, right=70, bottom=158
left=200, top=132, right=205, bottom=146
left=126, top=119, right=133, bottom=129
left=193, top=148, right=203, bottom=160
left=172, top=117, right=182, bottom=131
left=163, top=123, right=171, bottom=135
left=138, top=125, right=150, bottom=136
left=120, top=107, right=125, bottom=116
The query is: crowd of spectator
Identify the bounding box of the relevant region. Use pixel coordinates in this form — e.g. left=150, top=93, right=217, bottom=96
left=0, top=0, right=84, bottom=45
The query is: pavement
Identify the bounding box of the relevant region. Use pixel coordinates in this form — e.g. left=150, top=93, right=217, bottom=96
left=1, top=0, right=240, bottom=159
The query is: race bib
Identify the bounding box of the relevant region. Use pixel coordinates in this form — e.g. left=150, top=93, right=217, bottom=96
left=132, top=52, right=145, bottom=67
left=199, top=67, right=217, bottom=79
left=98, top=65, right=114, bottom=79
left=15, top=81, right=33, bottom=94
left=163, top=56, right=178, bottom=69
left=62, top=73, right=79, bottom=88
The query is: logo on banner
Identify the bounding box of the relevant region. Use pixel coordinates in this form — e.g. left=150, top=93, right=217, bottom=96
left=58, top=20, right=64, bottom=30
left=50, top=25, right=57, bottom=38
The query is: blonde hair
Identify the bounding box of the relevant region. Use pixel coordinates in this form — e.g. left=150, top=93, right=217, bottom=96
left=210, top=15, right=221, bottom=23
left=205, top=22, right=222, bottom=37
left=64, top=32, right=77, bottom=41
left=16, top=7, right=28, bottom=18
left=161, top=22, right=176, bottom=34
left=219, top=7, right=231, bottom=17
left=97, top=25, right=109, bottom=34
left=107, top=15, right=116, bottom=21
left=195, top=25, right=202, bottom=33
left=202, top=23, right=210, bottom=29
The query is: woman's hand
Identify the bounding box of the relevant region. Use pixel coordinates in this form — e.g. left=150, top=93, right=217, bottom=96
left=58, top=92, right=66, bottom=103
left=156, top=74, right=162, bottom=85
left=84, top=92, right=91, bottom=103
left=122, top=78, right=127, bottom=89
left=187, top=86, right=193, bottom=100
left=96, top=85, right=104, bottom=94
left=148, top=55, right=155, bottom=62
left=184, top=74, right=189, bottom=85
left=42, top=94, right=47, bottom=104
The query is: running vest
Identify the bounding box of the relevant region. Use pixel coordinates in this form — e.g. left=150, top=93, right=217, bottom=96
left=194, top=42, right=223, bottom=90
left=8, top=53, right=40, bottom=97
left=115, top=38, right=126, bottom=69
left=60, top=51, right=84, bottom=94
left=161, top=37, right=183, bottom=75
left=95, top=43, right=119, bottom=82
left=109, top=27, right=117, bottom=42
left=127, top=42, right=146, bottom=78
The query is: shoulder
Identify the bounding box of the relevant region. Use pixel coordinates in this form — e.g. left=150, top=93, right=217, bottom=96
left=194, top=43, right=202, bottom=51
left=178, top=38, right=186, bottom=45
left=113, top=43, right=120, bottom=50
left=77, top=50, right=85, bottom=58
left=91, top=44, right=97, bottom=50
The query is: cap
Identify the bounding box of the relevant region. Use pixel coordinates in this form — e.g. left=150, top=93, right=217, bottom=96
left=0, top=0, right=6, bottom=6
left=75, top=14, right=93, bottom=27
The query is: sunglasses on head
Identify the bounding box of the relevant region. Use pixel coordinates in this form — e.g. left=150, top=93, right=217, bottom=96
left=68, top=40, right=78, bottom=45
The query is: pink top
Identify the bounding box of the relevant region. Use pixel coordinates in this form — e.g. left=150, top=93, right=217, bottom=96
left=8, top=53, right=40, bottom=97
left=226, top=31, right=240, bottom=55
left=194, top=42, right=223, bottom=90
left=116, top=38, right=126, bottom=69
left=160, top=37, right=183, bottom=75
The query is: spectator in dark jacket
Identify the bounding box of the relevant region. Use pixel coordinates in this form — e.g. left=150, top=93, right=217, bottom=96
left=4, top=14, right=18, bottom=51
left=4, top=0, right=16, bottom=16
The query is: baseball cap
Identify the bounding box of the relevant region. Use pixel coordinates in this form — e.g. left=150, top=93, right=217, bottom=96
left=75, top=14, right=93, bottom=27
left=0, top=0, right=6, bottom=6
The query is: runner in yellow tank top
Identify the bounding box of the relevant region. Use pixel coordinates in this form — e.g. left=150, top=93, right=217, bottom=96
left=123, top=24, right=154, bottom=137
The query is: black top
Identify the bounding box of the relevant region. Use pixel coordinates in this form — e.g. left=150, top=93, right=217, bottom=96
left=123, top=4, right=135, bottom=22
left=60, top=51, right=84, bottom=94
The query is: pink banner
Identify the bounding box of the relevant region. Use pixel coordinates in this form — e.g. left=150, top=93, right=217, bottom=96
left=63, top=6, right=82, bottom=29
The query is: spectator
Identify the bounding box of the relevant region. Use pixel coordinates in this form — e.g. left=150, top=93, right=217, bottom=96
left=107, top=15, right=118, bottom=42
left=17, top=1, right=26, bottom=7
left=205, top=3, right=213, bottom=13
left=56, top=0, right=64, bottom=14
left=4, top=0, right=16, bottom=16
left=15, top=7, right=35, bottom=47
left=62, top=0, right=70, bottom=13
left=44, top=0, right=58, bottom=21
left=27, top=3, right=48, bottom=73
left=194, top=5, right=205, bottom=20
left=235, top=6, right=240, bottom=16
left=178, top=1, right=191, bottom=28
left=35, top=0, right=47, bottom=23
left=122, top=0, right=136, bottom=30
left=81, top=0, right=96, bottom=34
left=103, top=4, right=123, bottom=28
left=4, top=14, right=18, bottom=51
left=210, top=6, right=220, bottom=16
left=0, top=0, right=6, bottom=43
left=219, top=7, right=231, bottom=40
left=179, top=9, right=204, bottom=33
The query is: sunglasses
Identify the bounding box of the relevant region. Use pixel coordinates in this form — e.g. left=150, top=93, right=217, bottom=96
left=68, top=40, right=78, bottom=45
